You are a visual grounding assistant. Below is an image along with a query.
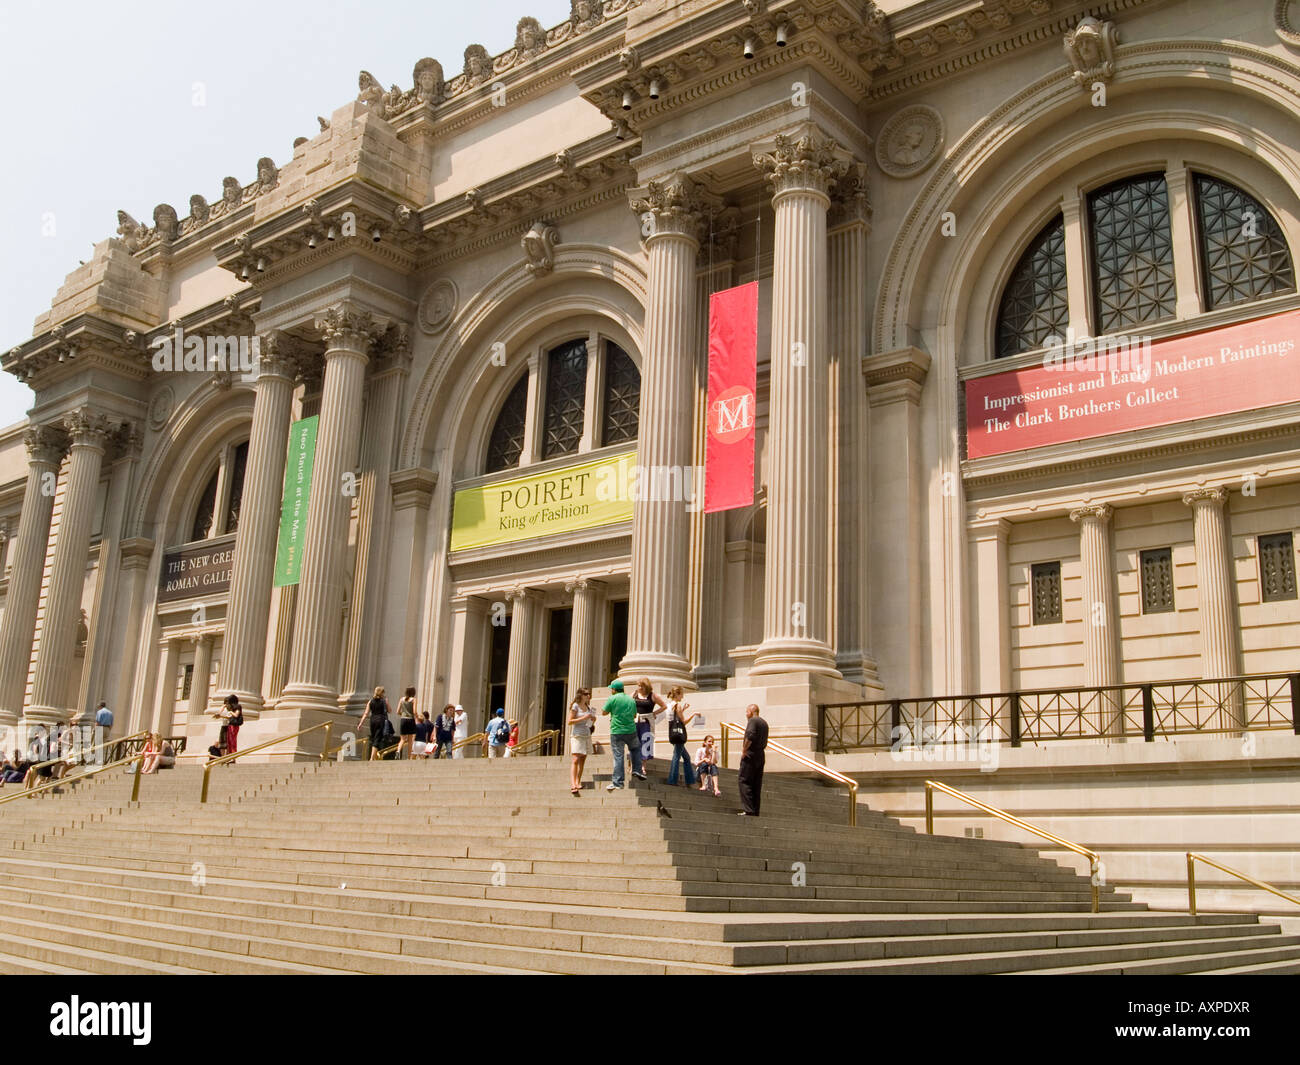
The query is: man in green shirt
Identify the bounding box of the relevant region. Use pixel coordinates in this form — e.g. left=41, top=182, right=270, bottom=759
left=602, top=679, right=643, bottom=790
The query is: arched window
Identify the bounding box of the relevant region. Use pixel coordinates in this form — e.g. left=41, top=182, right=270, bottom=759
left=543, top=339, right=588, bottom=459
left=995, top=215, right=1069, bottom=358
left=186, top=439, right=250, bottom=543
left=1088, top=173, right=1177, bottom=333
left=1194, top=173, right=1296, bottom=310
left=601, top=343, right=641, bottom=444
left=486, top=374, right=529, bottom=474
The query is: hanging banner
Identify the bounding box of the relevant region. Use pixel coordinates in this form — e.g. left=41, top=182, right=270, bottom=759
left=450, top=451, right=636, bottom=552
left=704, top=281, right=759, bottom=513
left=965, top=309, right=1300, bottom=459
left=273, top=415, right=318, bottom=587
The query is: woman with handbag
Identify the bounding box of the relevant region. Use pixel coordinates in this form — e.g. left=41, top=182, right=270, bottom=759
left=664, top=686, right=696, bottom=787
left=222, top=696, right=243, bottom=755
left=359, top=687, right=392, bottom=760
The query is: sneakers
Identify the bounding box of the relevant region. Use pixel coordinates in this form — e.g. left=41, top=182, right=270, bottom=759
left=606, top=783, right=620, bottom=791
left=632, top=771, right=647, bottom=780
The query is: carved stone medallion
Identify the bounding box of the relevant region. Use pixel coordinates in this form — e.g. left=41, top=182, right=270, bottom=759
left=1277, top=0, right=1300, bottom=46
left=148, top=385, right=175, bottom=431
left=875, top=105, right=945, bottom=179
left=417, top=278, right=458, bottom=335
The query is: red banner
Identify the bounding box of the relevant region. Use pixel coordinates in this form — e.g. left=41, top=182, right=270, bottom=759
left=705, top=282, right=759, bottom=513
left=965, top=309, right=1300, bottom=459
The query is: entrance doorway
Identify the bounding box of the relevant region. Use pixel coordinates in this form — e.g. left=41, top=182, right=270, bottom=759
left=543, top=608, right=572, bottom=752
left=487, top=615, right=510, bottom=734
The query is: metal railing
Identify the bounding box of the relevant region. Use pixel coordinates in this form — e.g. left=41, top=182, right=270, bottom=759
left=0, top=748, right=153, bottom=807
left=1185, top=853, right=1300, bottom=915
left=200, top=721, right=333, bottom=802
left=718, top=721, right=859, bottom=827
left=20, top=728, right=150, bottom=787
left=821, top=672, right=1300, bottom=752
left=510, top=729, right=560, bottom=757
left=452, top=731, right=486, bottom=755
left=924, top=780, right=1101, bottom=912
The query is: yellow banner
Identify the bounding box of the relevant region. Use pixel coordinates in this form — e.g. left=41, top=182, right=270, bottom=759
left=450, top=451, right=635, bottom=551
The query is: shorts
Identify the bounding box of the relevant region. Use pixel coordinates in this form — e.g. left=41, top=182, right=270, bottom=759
left=399, top=718, right=416, bottom=736
left=488, top=745, right=507, bottom=758
left=412, top=740, right=430, bottom=756
left=698, top=764, right=718, bottom=777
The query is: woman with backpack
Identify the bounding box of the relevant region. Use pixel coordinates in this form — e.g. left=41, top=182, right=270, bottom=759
left=664, top=686, right=696, bottom=787
left=359, top=686, right=392, bottom=759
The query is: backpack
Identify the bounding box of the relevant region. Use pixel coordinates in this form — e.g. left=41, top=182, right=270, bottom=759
left=490, top=717, right=508, bottom=744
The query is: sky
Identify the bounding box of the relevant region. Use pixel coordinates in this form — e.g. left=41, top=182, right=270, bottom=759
left=0, top=0, right=575, bottom=429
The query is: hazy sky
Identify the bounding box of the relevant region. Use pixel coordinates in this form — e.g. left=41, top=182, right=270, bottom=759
left=0, top=0, right=575, bottom=429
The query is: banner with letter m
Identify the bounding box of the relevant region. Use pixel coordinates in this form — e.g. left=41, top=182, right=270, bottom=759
left=704, top=282, right=759, bottom=513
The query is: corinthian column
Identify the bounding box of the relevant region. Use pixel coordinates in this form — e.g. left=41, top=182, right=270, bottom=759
left=566, top=577, right=605, bottom=693
left=1070, top=503, right=1121, bottom=736
left=750, top=126, right=849, bottom=678
left=621, top=173, right=718, bottom=689
left=1183, top=488, right=1241, bottom=685
left=281, top=304, right=382, bottom=718
left=211, top=334, right=296, bottom=717
left=28, top=410, right=116, bottom=725
left=0, top=425, right=67, bottom=724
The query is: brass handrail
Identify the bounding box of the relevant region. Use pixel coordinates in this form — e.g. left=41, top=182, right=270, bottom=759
left=1186, top=853, right=1300, bottom=915
left=719, top=721, right=858, bottom=827
left=200, top=721, right=333, bottom=802
left=21, top=728, right=151, bottom=786
left=452, top=731, right=486, bottom=754
left=1, top=748, right=151, bottom=807
left=924, top=779, right=1102, bottom=913
left=511, top=729, right=560, bottom=757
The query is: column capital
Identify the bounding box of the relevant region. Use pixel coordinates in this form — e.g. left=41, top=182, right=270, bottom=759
left=505, top=585, right=540, bottom=604
left=628, top=172, right=721, bottom=244
left=313, top=302, right=388, bottom=353
left=1183, top=486, right=1228, bottom=508
left=752, top=125, right=853, bottom=202
left=390, top=466, right=437, bottom=510
left=828, top=162, right=872, bottom=231
left=565, top=576, right=605, bottom=596
left=256, top=331, right=301, bottom=381
left=1070, top=502, right=1114, bottom=524
left=863, top=346, right=930, bottom=406
left=119, top=537, right=156, bottom=568
left=61, top=408, right=116, bottom=451
left=23, top=423, right=68, bottom=466
left=372, top=322, right=413, bottom=375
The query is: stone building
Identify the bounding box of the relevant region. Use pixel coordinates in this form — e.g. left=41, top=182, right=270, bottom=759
left=0, top=0, right=1297, bottom=783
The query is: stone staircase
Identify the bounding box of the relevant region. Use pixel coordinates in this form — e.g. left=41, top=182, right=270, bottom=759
left=0, top=754, right=1297, bottom=974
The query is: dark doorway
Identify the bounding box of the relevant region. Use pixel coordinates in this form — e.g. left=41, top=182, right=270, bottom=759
left=607, top=599, right=629, bottom=681
left=487, top=614, right=510, bottom=734
left=543, top=608, right=572, bottom=751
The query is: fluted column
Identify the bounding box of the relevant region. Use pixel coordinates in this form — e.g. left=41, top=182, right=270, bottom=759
left=152, top=638, right=180, bottom=734
left=0, top=425, right=67, bottom=723
left=566, top=578, right=605, bottom=693
left=621, top=173, right=717, bottom=689
left=28, top=411, right=115, bottom=725
left=446, top=595, right=490, bottom=735
left=1071, top=503, right=1122, bottom=735
left=212, top=336, right=296, bottom=717
left=504, top=587, right=541, bottom=737
left=750, top=127, right=848, bottom=677
left=188, top=634, right=214, bottom=722
left=281, top=304, right=381, bottom=716
left=828, top=164, right=879, bottom=688
left=1184, top=488, right=1242, bottom=690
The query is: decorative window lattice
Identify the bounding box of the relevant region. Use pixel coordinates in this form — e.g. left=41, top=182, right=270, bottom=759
left=1259, top=532, right=1297, bottom=603
left=1031, top=561, right=1062, bottom=625
left=601, top=342, right=641, bottom=445
left=996, top=215, right=1070, bottom=358
left=543, top=339, right=588, bottom=460
left=1194, top=174, right=1296, bottom=311
left=225, top=441, right=248, bottom=535
left=1088, top=173, right=1177, bottom=334
left=1139, top=547, right=1176, bottom=614
left=190, top=470, right=218, bottom=542
left=486, top=373, right=530, bottom=473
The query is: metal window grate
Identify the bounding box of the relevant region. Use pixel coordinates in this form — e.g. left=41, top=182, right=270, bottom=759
left=225, top=440, right=249, bottom=535
left=190, top=470, right=218, bottom=542
left=485, top=373, right=529, bottom=473
left=601, top=342, right=641, bottom=445
left=1088, top=173, right=1177, bottom=334
left=1031, top=561, right=1062, bottom=625
left=1194, top=173, right=1296, bottom=311
left=996, top=215, right=1070, bottom=358
left=1259, top=532, right=1297, bottom=603
left=1140, top=547, right=1176, bottom=614
left=543, top=339, right=588, bottom=460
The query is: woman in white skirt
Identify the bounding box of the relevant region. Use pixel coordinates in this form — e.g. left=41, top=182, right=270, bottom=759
left=451, top=704, right=468, bottom=758
left=568, top=688, right=596, bottom=795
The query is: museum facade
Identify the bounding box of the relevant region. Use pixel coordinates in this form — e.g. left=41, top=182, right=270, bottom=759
left=1, top=0, right=1298, bottom=758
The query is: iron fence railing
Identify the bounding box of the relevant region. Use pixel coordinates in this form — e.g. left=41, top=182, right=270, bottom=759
left=819, top=673, right=1300, bottom=753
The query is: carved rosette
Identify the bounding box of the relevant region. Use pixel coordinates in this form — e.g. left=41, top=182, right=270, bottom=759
left=24, top=424, right=68, bottom=467
left=628, top=173, right=721, bottom=244
left=1069, top=503, right=1113, bottom=525
left=61, top=410, right=115, bottom=452
left=752, top=129, right=851, bottom=200
left=314, top=304, right=384, bottom=354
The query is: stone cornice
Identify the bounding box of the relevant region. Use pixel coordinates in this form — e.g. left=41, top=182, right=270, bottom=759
left=390, top=466, right=438, bottom=510
left=862, top=345, right=931, bottom=390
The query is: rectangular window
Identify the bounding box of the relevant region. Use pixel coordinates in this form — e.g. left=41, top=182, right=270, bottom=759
left=1259, top=532, right=1298, bottom=603
left=180, top=664, right=194, bottom=700
left=1140, top=547, right=1176, bottom=614
left=1031, top=562, right=1062, bottom=625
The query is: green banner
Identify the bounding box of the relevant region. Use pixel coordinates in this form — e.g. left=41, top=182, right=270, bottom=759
left=450, top=451, right=635, bottom=552
left=273, top=416, right=318, bottom=587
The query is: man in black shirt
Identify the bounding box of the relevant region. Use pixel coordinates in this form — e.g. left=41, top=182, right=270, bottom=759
left=737, top=703, right=768, bottom=816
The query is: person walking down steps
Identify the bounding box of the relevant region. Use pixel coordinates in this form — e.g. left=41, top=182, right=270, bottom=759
left=602, top=679, right=642, bottom=790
